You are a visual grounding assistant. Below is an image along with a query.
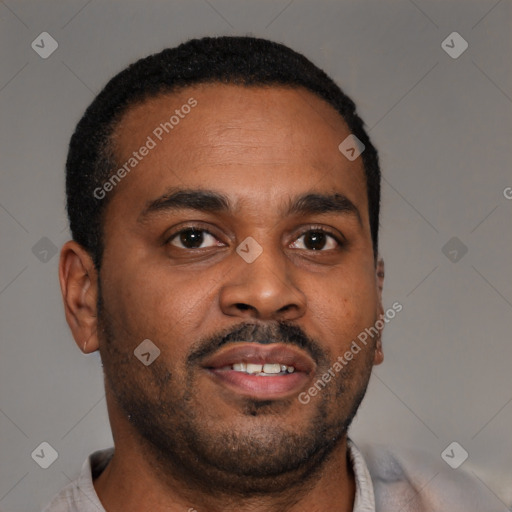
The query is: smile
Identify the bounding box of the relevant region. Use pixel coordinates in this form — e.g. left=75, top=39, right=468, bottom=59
left=219, top=362, right=296, bottom=375
left=202, top=343, right=315, bottom=399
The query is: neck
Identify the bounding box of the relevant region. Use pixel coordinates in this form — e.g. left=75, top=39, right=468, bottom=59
left=94, top=430, right=356, bottom=512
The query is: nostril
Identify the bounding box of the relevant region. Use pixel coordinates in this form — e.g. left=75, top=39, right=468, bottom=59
left=236, top=303, right=251, bottom=310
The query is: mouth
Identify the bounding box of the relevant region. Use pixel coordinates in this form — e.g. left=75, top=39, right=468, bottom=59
left=202, top=343, right=316, bottom=400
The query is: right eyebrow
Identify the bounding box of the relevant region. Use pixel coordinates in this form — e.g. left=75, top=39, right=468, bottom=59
left=138, top=188, right=231, bottom=224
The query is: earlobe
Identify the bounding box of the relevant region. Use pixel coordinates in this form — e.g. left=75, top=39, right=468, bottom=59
left=373, top=334, right=384, bottom=365
left=59, top=241, right=100, bottom=354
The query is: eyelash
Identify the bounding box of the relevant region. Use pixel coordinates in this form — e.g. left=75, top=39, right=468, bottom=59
left=165, top=224, right=344, bottom=250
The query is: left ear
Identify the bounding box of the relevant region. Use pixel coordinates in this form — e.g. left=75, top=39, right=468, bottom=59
left=373, top=255, right=385, bottom=365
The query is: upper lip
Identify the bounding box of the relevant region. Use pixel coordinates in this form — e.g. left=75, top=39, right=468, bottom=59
left=202, top=343, right=316, bottom=374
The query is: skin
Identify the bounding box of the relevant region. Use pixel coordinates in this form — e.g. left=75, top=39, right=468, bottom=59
left=59, top=84, right=384, bottom=512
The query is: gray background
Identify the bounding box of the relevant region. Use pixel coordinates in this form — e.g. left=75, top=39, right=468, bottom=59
left=1, top=0, right=511, bottom=510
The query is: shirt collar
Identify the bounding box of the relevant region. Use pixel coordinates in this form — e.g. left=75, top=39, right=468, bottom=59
left=347, top=438, right=377, bottom=511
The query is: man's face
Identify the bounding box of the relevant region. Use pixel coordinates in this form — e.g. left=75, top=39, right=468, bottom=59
left=96, top=84, right=382, bottom=490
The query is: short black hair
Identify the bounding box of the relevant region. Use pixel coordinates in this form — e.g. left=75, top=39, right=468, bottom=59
left=66, top=36, right=380, bottom=269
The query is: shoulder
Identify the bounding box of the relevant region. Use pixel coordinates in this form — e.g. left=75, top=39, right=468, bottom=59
left=41, top=448, right=113, bottom=512
left=358, top=443, right=504, bottom=512
left=41, top=480, right=78, bottom=512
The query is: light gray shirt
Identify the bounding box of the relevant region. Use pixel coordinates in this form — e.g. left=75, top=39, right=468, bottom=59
left=42, top=440, right=503, bottom=511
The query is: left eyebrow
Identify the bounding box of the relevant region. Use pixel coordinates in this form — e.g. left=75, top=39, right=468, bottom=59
left=285, top=192, right=362, bottom=225
left=138, top=187, right=362, bottom=225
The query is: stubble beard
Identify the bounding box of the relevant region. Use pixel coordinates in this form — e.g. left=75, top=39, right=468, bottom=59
left=96, top=289, right=375, bottom=497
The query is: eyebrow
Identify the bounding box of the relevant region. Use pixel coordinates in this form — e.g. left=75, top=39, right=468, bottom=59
left=138, top=187, right=362, bottom=225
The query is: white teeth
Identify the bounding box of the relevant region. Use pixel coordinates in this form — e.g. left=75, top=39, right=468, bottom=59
left=230, top=362, right=296, bottom=375
left=246, top=363, right=263, bottom=374
left=263, top=363, right=281, bottom=374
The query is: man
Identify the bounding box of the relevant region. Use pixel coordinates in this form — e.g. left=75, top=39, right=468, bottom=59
left=47, top=36, right=496, bottom=511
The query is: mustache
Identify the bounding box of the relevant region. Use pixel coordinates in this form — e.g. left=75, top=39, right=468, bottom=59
left=187, top=321, right=326, bottom=368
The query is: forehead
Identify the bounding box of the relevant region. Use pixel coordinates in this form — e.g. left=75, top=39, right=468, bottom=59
left=115, top=83, right=350, bottom=158
left=106, top=83, right=368, bottom=223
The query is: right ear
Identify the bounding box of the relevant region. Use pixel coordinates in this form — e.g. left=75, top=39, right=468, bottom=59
left=373, top=255, right=385, bottom=365
left=58, top=240, right=100, bottom=354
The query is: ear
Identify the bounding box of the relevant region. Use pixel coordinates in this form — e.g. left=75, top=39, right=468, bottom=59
left=59, top=240, right=99, bottom=354
left=373, top=255, right=385, bottom=365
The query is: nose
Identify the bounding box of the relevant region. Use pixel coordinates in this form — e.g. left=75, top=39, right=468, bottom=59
left=219, top=243, right=307, bottom=322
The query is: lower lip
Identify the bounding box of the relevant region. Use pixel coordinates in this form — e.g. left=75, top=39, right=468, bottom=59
left=207, top=369, right=309, bottom=399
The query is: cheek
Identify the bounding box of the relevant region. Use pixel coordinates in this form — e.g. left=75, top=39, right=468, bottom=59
left=307, top=274, right=378, bottom=350
left=100, top=260, right=218, bottom=356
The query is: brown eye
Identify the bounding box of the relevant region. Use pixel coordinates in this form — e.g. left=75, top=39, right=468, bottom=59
left=291, top=229, right=340, bottom=251
left=169, top=228, right=219, bottom=249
